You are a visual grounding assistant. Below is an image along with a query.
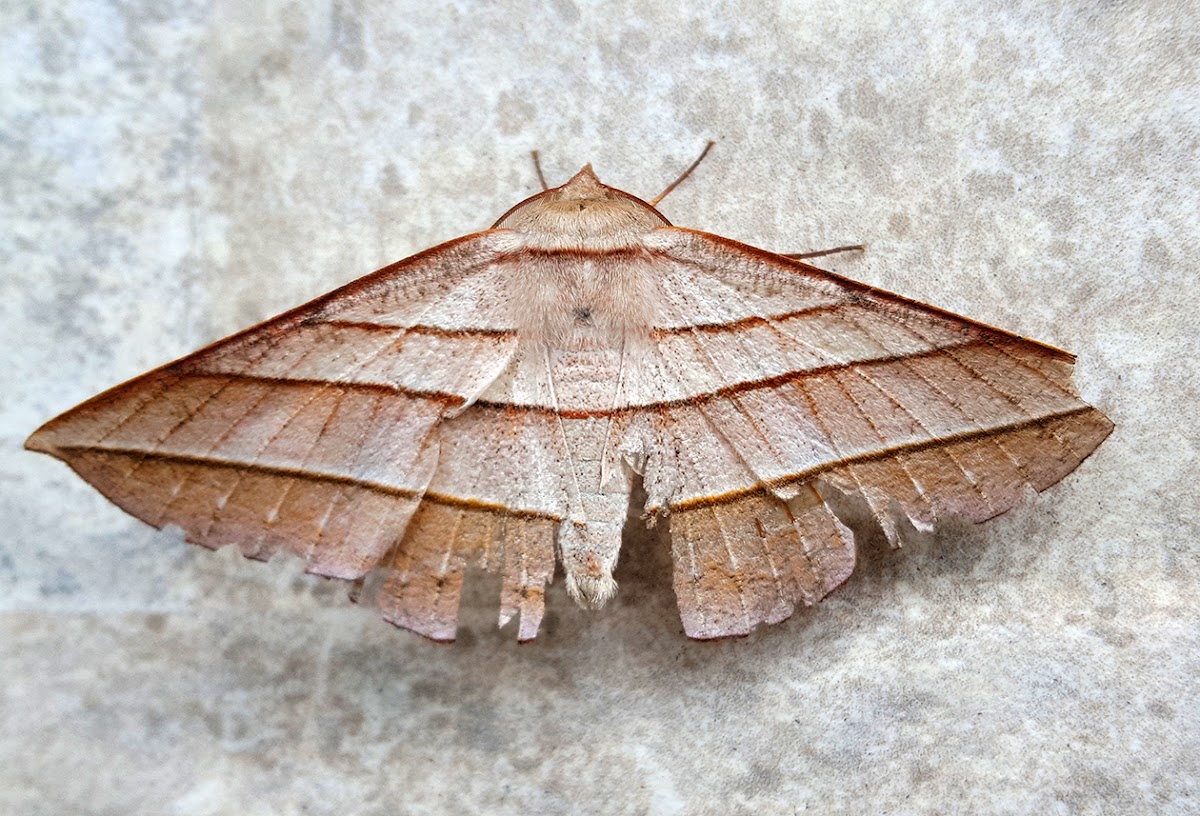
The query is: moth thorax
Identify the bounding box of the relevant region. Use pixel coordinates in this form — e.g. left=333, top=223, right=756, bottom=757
left=493, top=165, right=670, bottom=251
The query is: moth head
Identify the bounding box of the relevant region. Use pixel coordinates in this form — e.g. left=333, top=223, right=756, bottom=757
left=492, top=165, right=671, bottom=249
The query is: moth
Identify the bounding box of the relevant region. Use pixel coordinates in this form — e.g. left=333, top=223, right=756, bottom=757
left=28, top=148, right=1112, bottom=641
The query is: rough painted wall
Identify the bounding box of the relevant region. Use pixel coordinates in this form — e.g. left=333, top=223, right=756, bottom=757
left=3, top=2, right=1197, bottom=813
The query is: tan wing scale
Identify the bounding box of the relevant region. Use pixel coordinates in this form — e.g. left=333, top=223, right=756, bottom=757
left=27, top=232, right=561, bottom=641
left=28, top=166, right=1112, bottom=642
left=637, top=229, right=1111, bottom=637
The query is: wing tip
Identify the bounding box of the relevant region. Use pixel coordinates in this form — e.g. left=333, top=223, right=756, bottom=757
left=668, top=228, right=1082, bottom=364
left=24, top=424, right=58, bottom=456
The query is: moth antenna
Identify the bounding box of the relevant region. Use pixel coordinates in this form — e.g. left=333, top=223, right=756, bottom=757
left=783, top=244, right=866, bottom=261
left=649, top=140, right=716, bottom=206
left=530, top=150, right=549, bottom=191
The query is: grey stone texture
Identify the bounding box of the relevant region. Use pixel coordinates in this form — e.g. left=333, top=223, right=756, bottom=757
left=3, top=1, right=1197, bottom=813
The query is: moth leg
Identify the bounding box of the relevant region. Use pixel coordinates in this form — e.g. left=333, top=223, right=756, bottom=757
left=782, top=244, right=866, bottom=261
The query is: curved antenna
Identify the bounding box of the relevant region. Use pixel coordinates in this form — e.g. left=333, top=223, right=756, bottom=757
left=649, top=141, right=715, bottom=206
left=530, top=150, right=549, bottom=191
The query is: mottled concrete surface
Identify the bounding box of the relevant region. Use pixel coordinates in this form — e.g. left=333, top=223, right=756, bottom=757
left=3, top=1, right=1198, bottom=814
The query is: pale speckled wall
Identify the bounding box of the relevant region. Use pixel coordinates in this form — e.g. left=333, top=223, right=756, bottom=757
left=3, top=1, right=1198, bottom=814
